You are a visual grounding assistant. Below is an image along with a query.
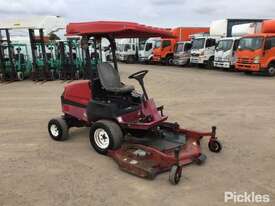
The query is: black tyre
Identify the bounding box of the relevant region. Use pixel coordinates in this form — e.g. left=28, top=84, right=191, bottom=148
left=75, top=70, right=80, bottom=80
left=207, top=59, right=214, bottom=69
left=266, top=64, right=275, bottom=76
left=208, top=139, right=222, bottom=153
left=48, top=117, right=69, bottom=141
left=244, top=71, right=252, bottom=75
left=166, top=56, right=173, bottom=65
left=127, top=56, right=135, bottom=64
left=169, top=165, right=182, bottom=185
left=17, top=72, right=24, bottom=81
left=50, top=70, right=55, bottom=80
left=90, top=120, right=123, bottom=155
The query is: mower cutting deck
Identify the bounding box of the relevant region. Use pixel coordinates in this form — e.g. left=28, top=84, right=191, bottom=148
left=48, top=21, right=222, bottom=184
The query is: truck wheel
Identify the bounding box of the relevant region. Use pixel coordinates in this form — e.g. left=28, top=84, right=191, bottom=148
left=127, top=56, right=135, bottom=64
left=267, top=64, right=275, bottom=76
left=90, top=120, right=123, bottom=155
left=207, top=59, right=214, bottom=69
left=48, top=117, right=69, bottom=141
left=166, top=56, right=173, bottom=65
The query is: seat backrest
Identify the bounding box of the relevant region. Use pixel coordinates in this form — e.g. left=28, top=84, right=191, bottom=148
left=97, top=62, right=121, bottom=90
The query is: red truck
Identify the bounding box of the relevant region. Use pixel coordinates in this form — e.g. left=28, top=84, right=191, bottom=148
left=235, top=19, right=275, bottom=76
left=152, top=27, right=209, bottom=65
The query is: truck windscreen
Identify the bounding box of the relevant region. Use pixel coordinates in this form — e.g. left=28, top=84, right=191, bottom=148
left=155, top=40, right=161, bottom=48
left=238, top=37, right=263, bottom=51
left=175, top=43, right=184, bottom=53
left=192, top=38, right=205, bottom=50
left=216, top=40, right=233, bottom=52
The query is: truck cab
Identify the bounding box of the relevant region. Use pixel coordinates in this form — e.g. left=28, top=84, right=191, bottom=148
left=173, top=41, right=192, bottom=66
left=214, top=37, right=240, bottom=69
left=152, top=38, right=176, bottom=65
left=190, top=36, right=219, bottom=68
left=117, top=39, right=138, bottom=63
left=138, top=38, right=160, bottom=63
left=235, top=33, right=275, bottom=76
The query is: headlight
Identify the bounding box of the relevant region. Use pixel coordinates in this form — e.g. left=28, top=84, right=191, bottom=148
left=254, top=56, right=260, bottom=64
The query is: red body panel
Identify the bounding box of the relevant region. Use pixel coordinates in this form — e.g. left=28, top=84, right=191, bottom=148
left=63, top=80, right=92, bottom=105
left=108, top=126, right=215, bottom=179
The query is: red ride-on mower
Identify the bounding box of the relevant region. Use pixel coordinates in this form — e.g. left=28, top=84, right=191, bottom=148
left=48, top=21, right=222, bottom=184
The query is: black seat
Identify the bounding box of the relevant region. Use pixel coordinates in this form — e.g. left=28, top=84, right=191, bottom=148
left=97, top=62, right=134, bottom=94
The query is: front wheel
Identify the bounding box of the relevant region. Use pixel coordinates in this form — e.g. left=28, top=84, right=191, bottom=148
left=206, top=59, right=214, bottom=69
left=90, top=120, right=123, bottom=154
left=266, top=64, right=275, bottom=76
left=48, top=117, right=69, bottom=141
left=166, top=56, right=173, bottom=65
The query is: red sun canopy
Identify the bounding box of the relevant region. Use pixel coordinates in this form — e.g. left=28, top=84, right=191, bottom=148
left=66, top=21, right=174, bottom=39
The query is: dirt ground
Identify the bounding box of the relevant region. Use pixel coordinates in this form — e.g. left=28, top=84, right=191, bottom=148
left=0, top=64, right=275, bottom=206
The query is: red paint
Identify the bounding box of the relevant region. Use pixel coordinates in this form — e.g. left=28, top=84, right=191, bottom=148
left=66, top=21, right=174, bottom=39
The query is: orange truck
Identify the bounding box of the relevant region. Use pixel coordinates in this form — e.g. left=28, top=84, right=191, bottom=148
left=235, top=19, right=275, bottom=76
left=152, top=27, right=209, bottom=65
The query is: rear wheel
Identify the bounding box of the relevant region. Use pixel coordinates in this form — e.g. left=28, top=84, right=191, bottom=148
left=90, top=120, right=123, bottom=154
left=266, top=64, right=275, bottom=76
left=48, top=117, right=69, bottom=141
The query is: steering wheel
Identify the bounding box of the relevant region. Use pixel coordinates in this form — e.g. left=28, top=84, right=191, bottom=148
left=128, top=70, right=149, bottom=81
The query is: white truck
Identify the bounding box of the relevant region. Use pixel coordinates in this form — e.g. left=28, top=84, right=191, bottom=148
left=173, top=41, right=192, bottom=66
left=191, top=19, right=263, bottom=69
left=138, top=37, right=160, bottom=63
left=117, top=38, right=139, bottom=63
left=214, top=22, right=262, bottom=69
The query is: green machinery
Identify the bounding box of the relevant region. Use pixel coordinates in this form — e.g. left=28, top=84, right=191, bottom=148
left=57, top=38, right=85, bottom=80
left=0, top=29, right=32, bottom=81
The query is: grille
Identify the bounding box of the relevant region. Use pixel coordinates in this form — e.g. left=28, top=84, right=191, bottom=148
left=237, top=58, right=253, bottom=64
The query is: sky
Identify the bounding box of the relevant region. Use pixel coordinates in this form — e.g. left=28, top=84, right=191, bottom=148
left=0, top=0, right=274, bottom=28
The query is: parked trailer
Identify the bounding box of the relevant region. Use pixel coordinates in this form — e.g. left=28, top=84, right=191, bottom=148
left=235, top=19, right=275, bottom=76
left=191, top=19, right=264, bottom=69
left=153, top=27, right=209, bottom=65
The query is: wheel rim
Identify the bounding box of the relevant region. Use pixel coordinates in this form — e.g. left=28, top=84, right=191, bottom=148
left=168, top=58, right=173, bottom=65
left=50, top=124, right=59, bottom=137
left=269, top=67, right=275, bottom=75
left=94, top=128, right=110, bottom=149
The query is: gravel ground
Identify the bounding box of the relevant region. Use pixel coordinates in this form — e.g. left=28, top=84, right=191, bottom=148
left=0, top=63, right=274, bottom=206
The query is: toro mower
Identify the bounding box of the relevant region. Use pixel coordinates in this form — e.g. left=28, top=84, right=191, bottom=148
left=48, top=21, right=222, bottom=184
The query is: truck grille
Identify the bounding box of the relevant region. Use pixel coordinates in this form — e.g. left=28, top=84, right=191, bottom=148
left=237, top=58, right=253, bottom=64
